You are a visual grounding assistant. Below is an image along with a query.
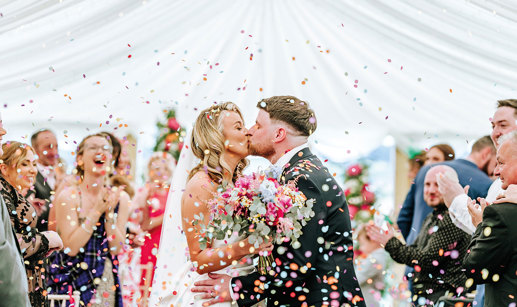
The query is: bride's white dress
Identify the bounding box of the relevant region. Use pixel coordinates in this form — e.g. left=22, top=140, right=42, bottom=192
left=149, top=129, right=263, bottom=306
left=158, top=234, right=257, bottom=306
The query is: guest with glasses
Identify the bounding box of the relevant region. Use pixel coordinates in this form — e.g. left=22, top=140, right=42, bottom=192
left=47, top=133, right=130, bottom=307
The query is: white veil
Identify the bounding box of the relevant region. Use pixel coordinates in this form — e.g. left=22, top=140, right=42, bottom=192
left=149, top=128, right=198, bottom=306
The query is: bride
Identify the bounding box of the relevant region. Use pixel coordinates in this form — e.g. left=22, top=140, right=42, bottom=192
left=149, top=102, right=271, bottom=306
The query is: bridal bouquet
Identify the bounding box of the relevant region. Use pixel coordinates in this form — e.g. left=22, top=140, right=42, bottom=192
left=195, top=172, right=315, bottom=274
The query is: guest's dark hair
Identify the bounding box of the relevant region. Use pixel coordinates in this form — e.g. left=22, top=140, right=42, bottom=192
left=471, top=135, right=495, bottom=154
left=257, top=96, right=317, bottom=136
left=497, top=99, right=517, bottom=117
left=430, top=144, right=455, bottom=161
left=409, top=151, right=426, bottom=170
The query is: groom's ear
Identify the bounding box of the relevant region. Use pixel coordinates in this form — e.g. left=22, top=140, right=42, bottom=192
left=273, top=127, right=287, bottom=143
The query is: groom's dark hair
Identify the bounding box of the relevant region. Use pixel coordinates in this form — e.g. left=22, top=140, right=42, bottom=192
left=257, top=96, right=317, bottom=136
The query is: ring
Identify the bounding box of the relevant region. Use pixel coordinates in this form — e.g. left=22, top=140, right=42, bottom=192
left=210, top=290, right=215, bottom=297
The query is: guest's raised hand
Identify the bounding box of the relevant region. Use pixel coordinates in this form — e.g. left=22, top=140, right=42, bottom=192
left=102, top=186, right=121, bottom=213
left=437, top=173, right=467, bottom=208
left=467, top=197, right=489, bottom=228
left=493, top=184, right=517, bottom=204
left=366, top=224, right=394, bottom=246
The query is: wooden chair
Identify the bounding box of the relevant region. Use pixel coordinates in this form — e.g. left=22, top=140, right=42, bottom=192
left=47, top=290, right=81, bottom=307
left=139, top=262, right=155, bottom=307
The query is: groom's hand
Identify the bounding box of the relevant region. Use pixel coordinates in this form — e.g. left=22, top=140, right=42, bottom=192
left=192, top=273, right=233, bottom=305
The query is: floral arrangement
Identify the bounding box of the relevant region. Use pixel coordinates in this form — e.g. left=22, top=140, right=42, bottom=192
left=195, top=171, right=315, bottom=274
left=153, top=108, right=186, bottom=161
left=344, top=163, right=376, bottom=222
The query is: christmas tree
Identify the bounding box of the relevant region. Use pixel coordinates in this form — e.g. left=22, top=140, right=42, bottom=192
left=153, top=108, right=186, bottom=161
left=343, top=162, right=376, bottom=223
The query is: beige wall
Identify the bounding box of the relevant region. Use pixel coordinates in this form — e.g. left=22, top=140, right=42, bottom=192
left=393, top=147, right=410, bottom=222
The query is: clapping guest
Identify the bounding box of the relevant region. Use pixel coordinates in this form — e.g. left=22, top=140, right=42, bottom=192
left=368, top=165, right=471, bottom=305
left=0, top=141, right=63, bottom=307
left=47, top=133, right=130, bottom=306
left=0, top=122, right=32, bottom=306
left=463, top=132, right=517, bottom=306
left=354, top=225, right=388, bottom=307
left=139, top=152, right=174, bottom=281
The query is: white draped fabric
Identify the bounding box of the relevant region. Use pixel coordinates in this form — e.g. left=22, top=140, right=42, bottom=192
left=1, top=0, right=516, bottom=159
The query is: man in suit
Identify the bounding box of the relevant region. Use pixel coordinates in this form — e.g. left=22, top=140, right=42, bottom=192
left=27, top=129, right=59, bottom=231
left=192, top=96, right=365, bottom=306
left=463, top=131, right=517, bottom=306
left=0, top=119, right=32, bottom=306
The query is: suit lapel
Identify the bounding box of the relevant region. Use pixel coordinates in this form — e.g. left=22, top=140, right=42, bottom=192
left=280, top=147, right=313, bottom=183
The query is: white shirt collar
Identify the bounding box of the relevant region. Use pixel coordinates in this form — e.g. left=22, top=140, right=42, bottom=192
left=274, top=143, right=309, bottom=170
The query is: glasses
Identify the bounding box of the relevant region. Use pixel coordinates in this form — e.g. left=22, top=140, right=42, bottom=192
left=84, top=144, right=113, bottom=153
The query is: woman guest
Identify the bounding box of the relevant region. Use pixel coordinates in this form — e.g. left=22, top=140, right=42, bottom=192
left=0, top=141, right=63, bottom=307
left=47, top=133, right=130, bottom=306
left=139, top=152, right=174, bottom=285
left=424, top=143, right=455, bottom=165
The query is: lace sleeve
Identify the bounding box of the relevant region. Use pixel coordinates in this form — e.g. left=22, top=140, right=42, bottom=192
left=0, top=179, right=50, bottom=259
left=17, top=231, right=49, bottom=260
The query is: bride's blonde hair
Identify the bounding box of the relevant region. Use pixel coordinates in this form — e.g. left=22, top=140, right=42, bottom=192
left=188, top=102, right=249, bottom=184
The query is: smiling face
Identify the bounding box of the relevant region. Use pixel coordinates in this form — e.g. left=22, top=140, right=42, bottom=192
left=424, top=147, right=445, bottom=165
left=0, top=146, right=37, bottom=191
left=491, top=106, right=517, bottom=147
left=247, top=109, right=276, bottom=159
left=77, top=136, right=113, bottom=177
left=221, top=111, right=249, bottom=160
left=494, top=138, right=517, bottom=190
left=423, top=167, right=446, bottom=208
left=34, top=131, right=59, bottom=167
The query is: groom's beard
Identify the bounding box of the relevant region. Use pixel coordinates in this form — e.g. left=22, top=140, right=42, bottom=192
left=249, top=143, right=275, bottom=158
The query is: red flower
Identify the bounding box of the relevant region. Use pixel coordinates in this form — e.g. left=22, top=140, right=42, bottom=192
left=346, top=164, right=362, bottom=177
left=168, top=117, right=180, bottom=130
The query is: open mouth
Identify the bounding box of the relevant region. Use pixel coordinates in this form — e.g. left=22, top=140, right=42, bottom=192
left=94, top=154, right=106, bottom=167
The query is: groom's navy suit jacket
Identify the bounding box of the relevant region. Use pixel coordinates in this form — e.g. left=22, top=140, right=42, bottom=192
left=233, top=148, right=365, bottom=306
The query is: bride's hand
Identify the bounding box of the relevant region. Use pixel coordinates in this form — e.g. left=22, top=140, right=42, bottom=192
left=254, top=239, right=274, bottom=256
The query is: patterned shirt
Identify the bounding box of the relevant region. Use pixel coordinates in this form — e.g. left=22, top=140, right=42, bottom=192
left=385, top=205, right=470, bottom=295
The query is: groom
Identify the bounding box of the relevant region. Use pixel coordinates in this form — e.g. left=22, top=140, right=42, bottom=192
left=193, top=96, right=365, bottom=306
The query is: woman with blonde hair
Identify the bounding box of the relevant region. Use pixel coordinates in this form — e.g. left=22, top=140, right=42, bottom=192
left=47, top=133, right=130, bottom=306
left=150, top=102, right=271, bottom=306
left=0, top=141, right=63, bottom=306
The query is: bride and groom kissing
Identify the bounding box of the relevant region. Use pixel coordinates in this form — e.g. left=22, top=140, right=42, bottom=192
left=150, top=96, right=365, bottom=307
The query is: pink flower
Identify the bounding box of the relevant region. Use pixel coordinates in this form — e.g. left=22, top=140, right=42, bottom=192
left=277, top=217, right=294, bottom=233
left=168, top=118, right=181, bottom=130
left=266, top=202, right=284, bottom=226
left=277, top=195, right=293, bottom=211
left=346, top=164, right=362, bottom=177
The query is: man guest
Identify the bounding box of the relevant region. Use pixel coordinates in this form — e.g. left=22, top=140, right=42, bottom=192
left=28, top=129, right=59, bottom=231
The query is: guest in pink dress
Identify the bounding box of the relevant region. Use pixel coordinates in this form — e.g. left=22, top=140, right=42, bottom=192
left=139, top=152, right=175, bottom=287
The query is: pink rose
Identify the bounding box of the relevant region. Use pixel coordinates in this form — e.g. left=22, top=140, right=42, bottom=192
left=168, top=118, right=181, bottom=130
